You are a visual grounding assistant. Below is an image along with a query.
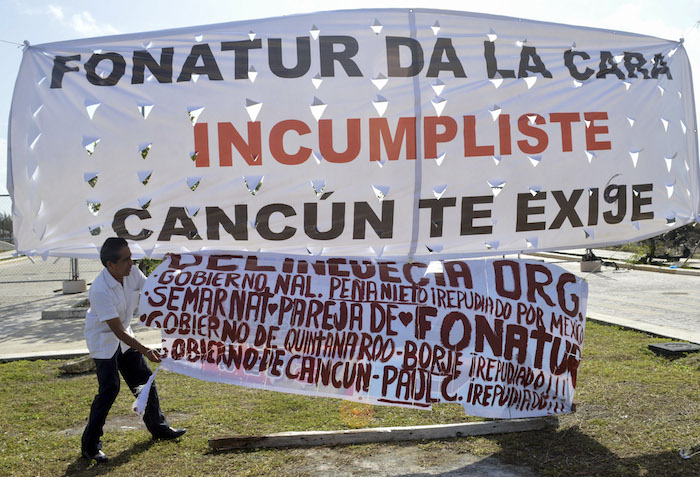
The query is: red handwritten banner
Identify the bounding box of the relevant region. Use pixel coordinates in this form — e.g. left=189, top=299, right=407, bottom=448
left=139, top=253, right=587, bottom=418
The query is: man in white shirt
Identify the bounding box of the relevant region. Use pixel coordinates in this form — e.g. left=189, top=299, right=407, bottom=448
left=82, top=237, right=185, bottom=463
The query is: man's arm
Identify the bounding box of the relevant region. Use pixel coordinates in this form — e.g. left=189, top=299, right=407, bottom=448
left=105, top=318, right=161, bottom=363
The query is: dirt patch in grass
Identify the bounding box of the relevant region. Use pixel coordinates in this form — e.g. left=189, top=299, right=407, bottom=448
left=55, top=413, right=191, bottom=437
left=294, top=445, right=537, bottom=476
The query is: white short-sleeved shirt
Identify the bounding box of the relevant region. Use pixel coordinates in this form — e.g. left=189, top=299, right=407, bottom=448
left=84, top=266, right=147, bottom=359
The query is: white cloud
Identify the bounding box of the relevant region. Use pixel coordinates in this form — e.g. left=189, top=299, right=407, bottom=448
left=597, top=3, right=683, bottom=41
left=47, top=4, right=64, bottom=22
left=69, top=11, right=120, bottom=37
left=28, top=4, right=120, bottom=38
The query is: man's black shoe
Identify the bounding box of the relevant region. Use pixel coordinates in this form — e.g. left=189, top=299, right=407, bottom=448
left=153, top=427, right=186, bottom=440
left=82, top=449, right=108, bottom=463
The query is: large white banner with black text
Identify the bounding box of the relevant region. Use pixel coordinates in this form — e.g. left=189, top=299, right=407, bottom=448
left=8, top=9, right=699, bottom=258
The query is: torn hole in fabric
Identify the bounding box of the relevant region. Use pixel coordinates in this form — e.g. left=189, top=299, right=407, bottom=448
left=629, top=150, right=641, bottom=168
left=487, top=180, right=506, bottom=197
left=430, top=78, right=444, bottom=96
left=310, top=97, right=326, bottom=121
left=371, top=73, right=388, bottom=91
left=187, top=177, right=202, bottom=192
left=32, top=103, right=44, bottom=119
left=138, top=104, right=154, bottom=119
left=186, top=206, right=201, bottom=218
left=138, top=197, right=152, bottom=209
left=137, top=170, right=153, bottom=185
left=372, top=184, right=389, bottom=201
left=310, top=179, right=326, bottom=197
left=528, top=155, right=541, bottom=167
left=664, top=152, right=678, bottom=172
left=426, top=244, right=443, bottom=254
left=523, top=76, right=537, bottom=89
left=310, top=25, right=320, bottom=40
left=490, top=76, right=503, bottom=89
left=83, top=137, right=101, bottom=156
left=85, top=100, right=101, bottom=120
left=139, top=143, right=152, bottom=160
left=248, top=66, right=258, bottom=83
left=87, top=200, right=101, bottom=216
left=432, top=184, right=447, bottom=199
left=84, top=172, right=99, bottom=188
left=187, top=106, right=205, bottom=125
left=244, top=175, right=264, bottom=195
left=245, top=99, right=262, bottom=121
left=665, top=182, right=675, bottom=198
left=372, top=95, right=388, bottom=116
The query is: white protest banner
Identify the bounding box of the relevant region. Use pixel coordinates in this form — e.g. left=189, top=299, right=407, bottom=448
left=8, top=9, right=699, bottom=259
left=138, top=253, right=587, bottom=418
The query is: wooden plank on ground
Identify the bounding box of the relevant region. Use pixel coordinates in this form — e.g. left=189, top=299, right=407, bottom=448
left=209, top=417, right=551, bottom=451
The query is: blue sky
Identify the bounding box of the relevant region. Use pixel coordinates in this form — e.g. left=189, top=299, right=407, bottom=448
left=1, top=0, right=699, bottom=201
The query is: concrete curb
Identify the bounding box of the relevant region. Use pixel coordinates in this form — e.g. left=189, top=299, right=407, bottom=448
left=530, top=252, right=700, bottom=277
left=41, top=308, right=87, bottom=320
left=0, top=349, right=91, bottom=362
left=41, top=297, right=89, bottom=320
left=587, top=313, right=700, bottom=345
left=0, top=343, right=162, bottom=363
left=0, top=256, right=28, bottom=266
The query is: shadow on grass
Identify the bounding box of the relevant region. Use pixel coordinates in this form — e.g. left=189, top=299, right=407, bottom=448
left=204, top=421, right=699, bottom=476
left=486, top=425, right=700, bottom=476
left=61, top=439, right=155, bottom=476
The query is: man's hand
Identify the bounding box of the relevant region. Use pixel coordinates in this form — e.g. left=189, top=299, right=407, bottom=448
left=143, top=348, right=162, bottom=363
left=106, top=318, right=161, bottom=362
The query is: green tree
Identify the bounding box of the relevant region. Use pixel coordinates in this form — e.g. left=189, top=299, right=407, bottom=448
left=0, top=212, right=12, bottom=242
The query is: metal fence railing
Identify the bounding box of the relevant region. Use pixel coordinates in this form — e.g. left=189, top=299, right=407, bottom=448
left=0, top=194, right=103, bottom=284
left=0, top=255, right=103, bottom=284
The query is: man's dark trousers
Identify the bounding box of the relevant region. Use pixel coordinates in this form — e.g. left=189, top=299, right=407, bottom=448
left=82, top=348, right=169, bottom=454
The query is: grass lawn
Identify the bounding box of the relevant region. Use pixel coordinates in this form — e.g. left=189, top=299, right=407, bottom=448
left=0, top=321, right=698, bottom=476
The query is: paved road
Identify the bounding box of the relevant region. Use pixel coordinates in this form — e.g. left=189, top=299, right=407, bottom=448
left=0, top=252, right=698, bottom=360
left=0, top=257, right=158, bottom=359
left=534, top=253, right=700, bottom=344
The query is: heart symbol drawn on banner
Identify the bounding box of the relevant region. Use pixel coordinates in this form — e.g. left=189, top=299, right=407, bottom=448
left=398, top=312, right=413, bottom=327
left=268, top=303, right=279, bottom=314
